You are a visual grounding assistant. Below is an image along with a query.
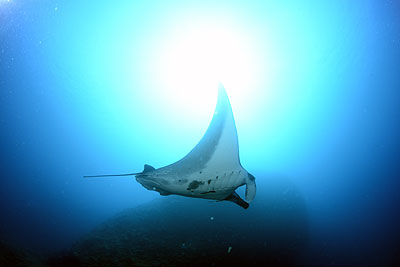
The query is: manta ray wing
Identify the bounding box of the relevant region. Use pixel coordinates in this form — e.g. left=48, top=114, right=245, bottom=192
left=150, top=84, right=256, bottom=208
left=165, top=84, right=241, bottom=173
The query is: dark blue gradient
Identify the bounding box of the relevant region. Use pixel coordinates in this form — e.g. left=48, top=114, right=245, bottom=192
left=0, top=1, right=399, bottom=265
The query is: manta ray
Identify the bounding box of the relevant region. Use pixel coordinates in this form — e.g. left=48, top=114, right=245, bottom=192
left=85, top=85, right=256, bottom=209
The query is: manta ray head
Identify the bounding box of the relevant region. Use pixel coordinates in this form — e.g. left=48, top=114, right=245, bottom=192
left=135, top=173, right=171, bottom=196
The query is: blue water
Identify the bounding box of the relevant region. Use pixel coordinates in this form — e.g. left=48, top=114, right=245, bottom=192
left=1, top=0, right=399, bottom=266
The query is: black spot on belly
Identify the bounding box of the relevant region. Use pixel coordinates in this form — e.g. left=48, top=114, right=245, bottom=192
left=178, top=179, right=188, bottom=184
left=248, top=173, right=256, bottom=181
left=216, top=176, right=219, bottom=179
left=186, top=180, right=205, bottom=190
left=207, top=179, right=211, bottom=184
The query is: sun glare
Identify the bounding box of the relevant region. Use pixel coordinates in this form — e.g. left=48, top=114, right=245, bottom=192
left=150, top=19, right=263, bottom=119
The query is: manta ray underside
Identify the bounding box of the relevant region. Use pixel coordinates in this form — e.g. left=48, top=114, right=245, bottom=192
left=85, top=84, right=256, bottom=209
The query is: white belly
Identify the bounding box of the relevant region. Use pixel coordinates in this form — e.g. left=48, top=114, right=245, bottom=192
left=172, top=168, right=247, bottom=200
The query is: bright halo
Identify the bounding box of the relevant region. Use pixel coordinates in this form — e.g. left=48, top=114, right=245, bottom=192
left=149, top=19, right=263, bottom=119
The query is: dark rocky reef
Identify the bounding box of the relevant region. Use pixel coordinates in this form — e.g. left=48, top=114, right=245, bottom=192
left=72, top=178, right=308, bottom=266
left=0, top=240, right=46, bottom=267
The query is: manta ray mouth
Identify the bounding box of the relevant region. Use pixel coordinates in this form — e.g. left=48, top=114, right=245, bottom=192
left=135, top=176, right=161, bottom=190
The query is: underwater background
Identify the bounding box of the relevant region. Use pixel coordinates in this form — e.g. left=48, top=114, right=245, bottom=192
left=1, top=0, right=399, bottom=266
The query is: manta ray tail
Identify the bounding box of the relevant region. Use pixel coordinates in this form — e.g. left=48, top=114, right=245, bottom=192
left=245, top=173, right=256, bottom=202
left=84, top=164, right=156, bottom=178
left=83, top=173, right=139, bottom=178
